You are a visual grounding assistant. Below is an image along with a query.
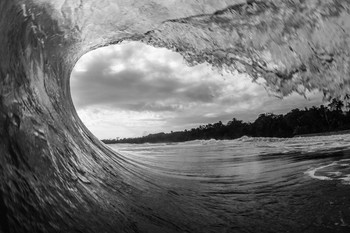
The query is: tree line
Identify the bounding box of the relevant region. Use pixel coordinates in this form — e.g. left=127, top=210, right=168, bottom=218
left=102, top=98, right=350, bottom=144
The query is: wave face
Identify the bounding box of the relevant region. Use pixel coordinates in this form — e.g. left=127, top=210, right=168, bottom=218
left=1, top=0, right=350, bottom=232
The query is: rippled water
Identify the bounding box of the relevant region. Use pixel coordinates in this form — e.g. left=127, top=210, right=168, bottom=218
left=108, top=135, right=350, bottom=232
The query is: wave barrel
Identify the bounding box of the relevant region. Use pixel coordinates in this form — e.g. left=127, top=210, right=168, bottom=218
left=1, top=0, right=350, bottom=232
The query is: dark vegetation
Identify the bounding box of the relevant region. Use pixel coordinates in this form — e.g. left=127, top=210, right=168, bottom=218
left=102, top=98, right=350, bottom=144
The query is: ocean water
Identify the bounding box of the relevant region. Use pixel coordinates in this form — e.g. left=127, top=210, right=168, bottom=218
left=108, top=135, right=350, bottom=232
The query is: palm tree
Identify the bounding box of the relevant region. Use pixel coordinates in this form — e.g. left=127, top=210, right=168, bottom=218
left=328, top=98, right=344, bottom=111
left=344, top=94, right=350, bottom=111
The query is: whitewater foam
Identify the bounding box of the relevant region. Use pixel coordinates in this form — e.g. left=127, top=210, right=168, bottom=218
left=305, top=159, right=350, bottom=184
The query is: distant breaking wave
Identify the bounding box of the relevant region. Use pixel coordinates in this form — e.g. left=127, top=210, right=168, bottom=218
left=2, top=0, right=350, bottom=232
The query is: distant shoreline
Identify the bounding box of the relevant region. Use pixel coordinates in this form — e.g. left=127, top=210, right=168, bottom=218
left=294, top=129, right=350, bottom=137
left=103, top=99, right=350, bottom=144
left=104, top=130, right=350, bottom=145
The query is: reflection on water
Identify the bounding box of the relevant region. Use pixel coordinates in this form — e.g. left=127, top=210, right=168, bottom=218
left=108, top=135, right=350, bottom=232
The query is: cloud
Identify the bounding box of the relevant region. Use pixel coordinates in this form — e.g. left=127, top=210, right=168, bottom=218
left=70, top=42, right=323, bottom=139
left=71, top=42, right=224, bottom=113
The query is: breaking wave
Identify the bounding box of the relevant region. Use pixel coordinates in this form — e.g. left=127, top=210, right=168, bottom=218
left=1, top=0, right=350, bottom=232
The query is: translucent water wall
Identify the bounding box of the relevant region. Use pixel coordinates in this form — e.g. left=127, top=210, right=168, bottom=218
left=1, top=0, right=350, bottom=232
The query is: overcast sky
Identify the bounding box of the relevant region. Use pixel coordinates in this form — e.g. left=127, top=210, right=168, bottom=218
left=70, top=41, right=323, bottom=139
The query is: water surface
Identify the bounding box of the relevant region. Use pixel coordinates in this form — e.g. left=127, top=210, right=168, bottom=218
left=108, top=135, right=350, bottom=232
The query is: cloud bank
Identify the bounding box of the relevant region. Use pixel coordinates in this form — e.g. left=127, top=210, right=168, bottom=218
left=71, top=42, right=323, bottom=139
